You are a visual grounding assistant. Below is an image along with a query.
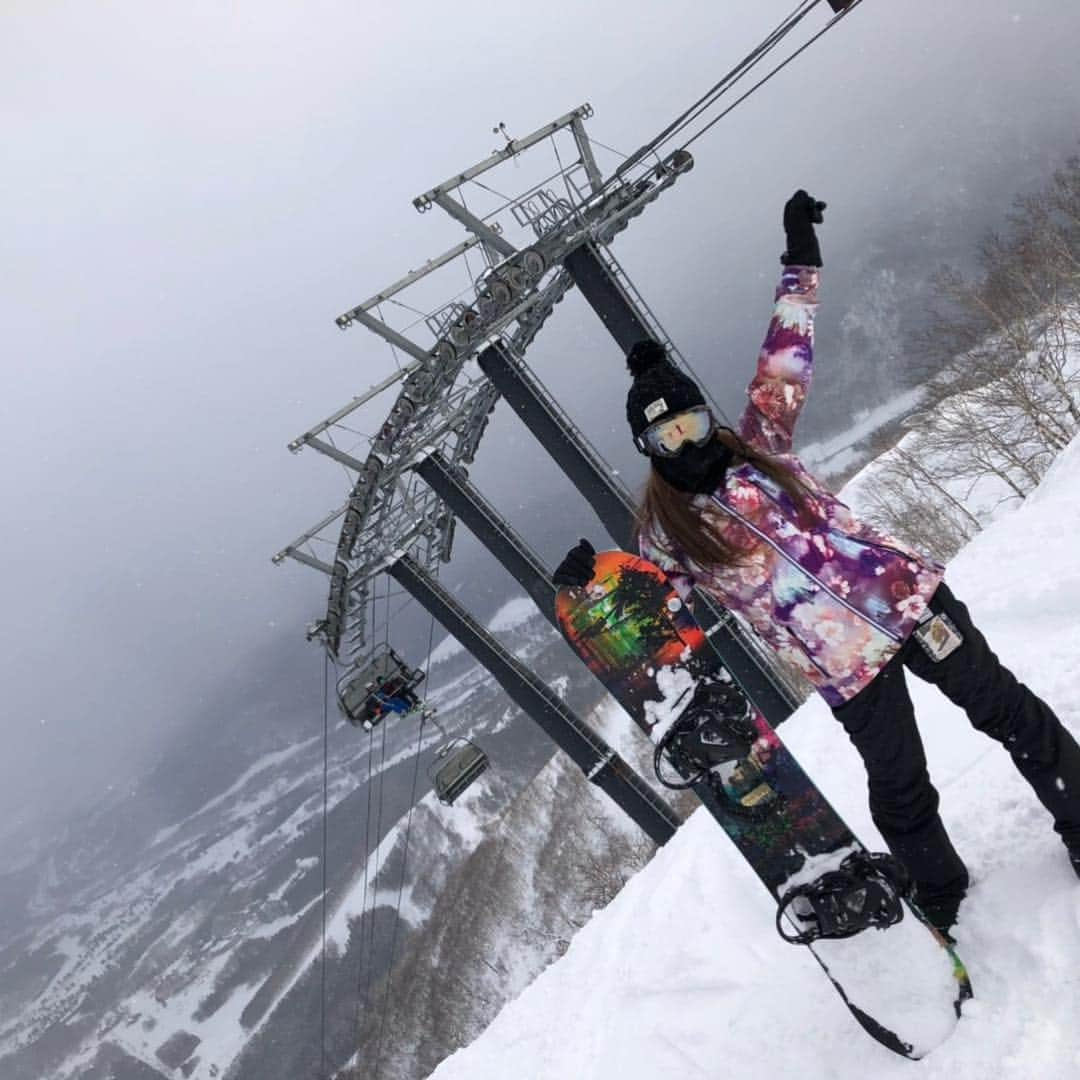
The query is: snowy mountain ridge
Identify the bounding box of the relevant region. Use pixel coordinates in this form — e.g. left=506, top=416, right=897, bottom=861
left=0, top=605, right=602, bottom=1080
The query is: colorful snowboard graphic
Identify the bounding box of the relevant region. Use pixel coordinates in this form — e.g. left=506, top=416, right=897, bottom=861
left=556, top=551, right=971, bottom=1059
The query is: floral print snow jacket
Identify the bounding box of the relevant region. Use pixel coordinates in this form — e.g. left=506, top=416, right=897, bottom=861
left=638, top=266, right=945, bottom=707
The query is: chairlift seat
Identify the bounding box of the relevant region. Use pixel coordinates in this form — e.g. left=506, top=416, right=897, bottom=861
left=433, top=739, right=490, bottom=806
left=337, top=645, right=426, bottom=728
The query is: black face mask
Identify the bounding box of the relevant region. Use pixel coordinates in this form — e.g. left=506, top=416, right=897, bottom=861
left=652, top=435, right=733, bottom=494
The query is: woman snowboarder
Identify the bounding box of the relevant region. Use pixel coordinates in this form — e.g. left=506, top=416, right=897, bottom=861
left=553, top=190, right=1080, bottom=935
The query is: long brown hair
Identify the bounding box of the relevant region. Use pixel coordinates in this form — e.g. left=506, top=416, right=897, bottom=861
left=635, top=428, right=811, bottom=570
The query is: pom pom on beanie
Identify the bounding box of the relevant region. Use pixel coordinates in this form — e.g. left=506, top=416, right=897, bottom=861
left=626, top=338, right=670, bottom=378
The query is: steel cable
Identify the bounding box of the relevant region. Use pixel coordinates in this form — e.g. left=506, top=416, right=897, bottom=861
left=612, top=0, right=823, bottom=180
left=371, top=612, right=438, bottom=1078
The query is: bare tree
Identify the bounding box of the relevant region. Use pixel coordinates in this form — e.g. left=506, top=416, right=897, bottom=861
left=559, top=801, right=656, bottom=912
left=873, top=156, right=1080, bottom=561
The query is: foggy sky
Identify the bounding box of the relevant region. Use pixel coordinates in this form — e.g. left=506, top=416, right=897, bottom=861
left=4, top=0, right=1080, bottom=836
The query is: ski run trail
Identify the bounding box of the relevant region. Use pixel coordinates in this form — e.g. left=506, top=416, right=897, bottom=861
left=430, top=435, right=1080, bottom=1080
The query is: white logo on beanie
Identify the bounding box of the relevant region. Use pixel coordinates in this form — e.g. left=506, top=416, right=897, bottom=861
left=644, top=398, right=668, bottom=422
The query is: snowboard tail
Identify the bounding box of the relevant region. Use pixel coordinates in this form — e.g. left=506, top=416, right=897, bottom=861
left=556, top=551, right=970, bottom=1059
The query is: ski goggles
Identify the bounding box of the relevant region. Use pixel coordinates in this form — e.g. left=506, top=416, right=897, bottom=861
left=634, top=405, right=716, bottom=457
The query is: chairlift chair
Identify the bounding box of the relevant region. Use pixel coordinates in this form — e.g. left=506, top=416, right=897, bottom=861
left=337, top=645, right=426, bottom=730
left=430, top=738, right=490, bottom=806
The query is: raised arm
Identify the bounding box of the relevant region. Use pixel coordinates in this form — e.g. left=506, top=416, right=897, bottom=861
left=739, top=265, right=820, bottom=454
left=738, top=190, right=825, bottom=454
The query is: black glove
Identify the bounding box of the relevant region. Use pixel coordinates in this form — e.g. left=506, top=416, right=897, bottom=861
left=553, top=538, right=596, bottom=588
left=780, top=189, right=826, bottom=268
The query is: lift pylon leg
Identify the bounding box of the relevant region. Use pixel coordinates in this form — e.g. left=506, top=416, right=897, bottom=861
left=388, top=554, right=679, bottom=846
left=413, top=450, right=557, bottom=618
left=562, top=243, right=653, bottom=352
left=477, top=342, right=637, bottom=549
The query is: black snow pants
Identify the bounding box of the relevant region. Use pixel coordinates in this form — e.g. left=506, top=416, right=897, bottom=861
left=831, top=581, right=1080, bottom=903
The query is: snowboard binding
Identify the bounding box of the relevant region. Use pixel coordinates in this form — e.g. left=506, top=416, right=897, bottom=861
left=776, top=852, right=910, bottom=946
left=653, top=680, right=780, bottom=819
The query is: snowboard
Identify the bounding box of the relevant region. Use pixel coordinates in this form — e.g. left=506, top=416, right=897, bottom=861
left=555, top=550, right=971, bottom=1060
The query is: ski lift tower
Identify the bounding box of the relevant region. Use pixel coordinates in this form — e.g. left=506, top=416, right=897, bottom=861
left=275, top=104, right=802, bottom=838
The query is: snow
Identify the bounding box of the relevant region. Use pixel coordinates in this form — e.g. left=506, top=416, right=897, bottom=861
left=7, top=692, right=462, bottom=1080
left=429, top=434, right=1080, bottom=1079
left=149, top=737, right=318, bottom=848
left=101, top=942, right=257, bottom=1079
left=429, top=634, right=465, bottom=665
left=641, top=662, right=696, bottom=743
left=800, top=386, right=924, bottom=479
left=249, top=745, right=504, bottom=1048
left=487, top=596, right=537, bottom=633
left=429, top=596, right=538, bottom=663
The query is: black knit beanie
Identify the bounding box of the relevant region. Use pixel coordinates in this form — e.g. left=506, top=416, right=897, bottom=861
left=625, top=339, right=706, bottom=441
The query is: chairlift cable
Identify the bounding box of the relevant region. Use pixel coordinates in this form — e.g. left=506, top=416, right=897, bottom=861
left=368, top=595, right=415, bottom=632
left=353, top=704, right=379, bottom=1050
left=366, top=713, right=392, bottom=1077
left=603, top=0, right=869, bottom=198
left=644, top=0, right=821, bottom=157
left=319, top=648, right=330, bottom=1080
left=371, top=613, right=438, bottom=1079
left=613, top=0, right=821, bottom=177
left=365, top=585, right=395, bottom=973
left=677, top=0, right=863, bottom=155
left=367, top=590, right=416, bottom=654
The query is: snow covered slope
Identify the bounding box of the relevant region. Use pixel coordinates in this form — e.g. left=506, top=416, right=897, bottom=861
left=0, top=602, right=598, bottom=1080
left=430, top=435, right=1080, bottom=1079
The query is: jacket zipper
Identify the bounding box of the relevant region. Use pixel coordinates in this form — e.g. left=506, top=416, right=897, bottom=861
left=847, top=533, right=917, bottom=563
left=743, top=468, right=917, bottom=567
left=708, top=495, right=905, bottom=644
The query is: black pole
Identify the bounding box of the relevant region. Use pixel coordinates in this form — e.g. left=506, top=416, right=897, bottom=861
left=477, top=342, right=636, bottom=550
left=562, top=243, right=652, bottom=352
left=388, top=555, right=679, bottom=846
left=414, top=450, right=557, bottom=619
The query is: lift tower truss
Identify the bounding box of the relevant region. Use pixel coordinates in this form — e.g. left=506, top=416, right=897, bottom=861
left=275, top=104, right=696, bottom=660
left=278, top=104, right=803, bottom=743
